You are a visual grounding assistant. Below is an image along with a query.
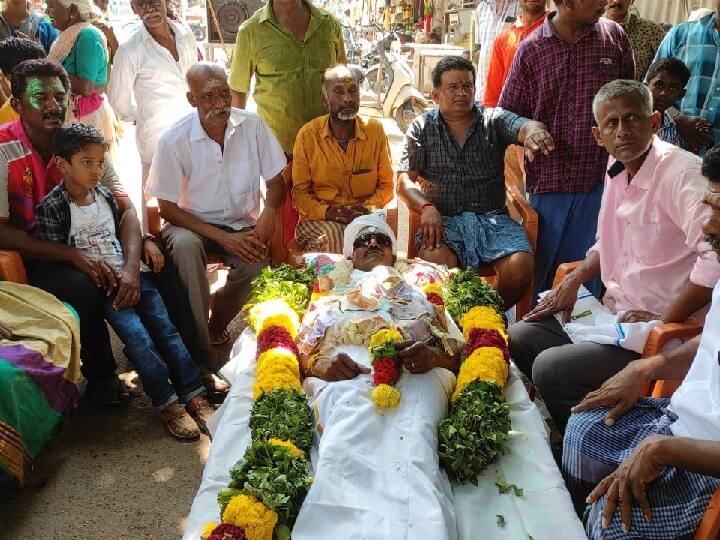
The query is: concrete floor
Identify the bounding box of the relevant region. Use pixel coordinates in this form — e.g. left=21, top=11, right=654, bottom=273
left=0, top=115, right=406, bottom=540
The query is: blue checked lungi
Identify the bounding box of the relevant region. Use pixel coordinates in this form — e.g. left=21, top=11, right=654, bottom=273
left=563, top=398, right=720, bottom=539
left=414, top=208, right=532, bottom=270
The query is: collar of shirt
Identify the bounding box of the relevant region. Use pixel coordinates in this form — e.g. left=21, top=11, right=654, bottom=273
left=188, top=109, right=248, bottom=144
left=514, top=11, right=546, bottom=29
left=699, top=10, right=718, bottom=30
left=428, top=103, right=484, bottom=126
left=9, top=120, right=58, bottom=176
left=139, top=17, right=191, bottom=46
left=620, top=10, right=638, bottom=31
left=257, top=0, right=329, bottom=41
left=321, top=115, right=368, bottom=143
left=606, top=136, right=666, bottom=191
left=542, top=11, right=598, bottom=42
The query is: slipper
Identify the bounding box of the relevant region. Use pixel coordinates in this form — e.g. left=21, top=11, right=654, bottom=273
left=86, top=377, right=131, bottom=407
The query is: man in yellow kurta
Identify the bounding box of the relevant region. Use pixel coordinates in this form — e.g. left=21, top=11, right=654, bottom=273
left=291, top=65, right=394, bottom=253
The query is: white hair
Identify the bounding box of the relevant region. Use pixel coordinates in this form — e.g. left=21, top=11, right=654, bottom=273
left=57, top=0, right=101, bottom=20
left=592, top=79, right=653, bottom=122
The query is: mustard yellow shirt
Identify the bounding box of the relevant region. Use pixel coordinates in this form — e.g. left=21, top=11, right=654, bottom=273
left=228, top=1, right=346, bottom=155
left=291, top=114, right=395, bottom=220
left=0, top=101, right=18, bottom=125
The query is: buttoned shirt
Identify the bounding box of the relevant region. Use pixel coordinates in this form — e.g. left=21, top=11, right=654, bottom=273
left=291, top=114, right=394, bottom=220
left=499, top=13, right=635, bottom=194
left=0, top=120, right=126, bottom=232
left=398, top=105, right=525, bottom=216
left=612, top=10, right=666, bottom=81
left=483, top=13, right=546, bottom=108
left=588, top=138, right=720, bottom=317
left=108, top=18, right=198, bottom=164
left=228, top=1, right=346, bottom=155
left=651, top=12, right=720, bottom=150
left=474, top=0, right=518, bottom=101
left=145, top=109, right=286, bottom=230
left=658, top=110, right=688, bottom=150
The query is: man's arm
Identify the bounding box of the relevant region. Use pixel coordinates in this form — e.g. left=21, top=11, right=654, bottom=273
left=497, top=44, right=532, bottom=118
left=0, top=220, right=75, bottom=261
left=290, top=131, right=331, bottom=220
left=107, top=43, right=137, bottom=122
left=228, top=28, right=253, bottom=110
left=114, top=194, right=142, bottom=309
left=361, top=132, right=394, bottom=210
left=252, top=174, right=285, bottom=248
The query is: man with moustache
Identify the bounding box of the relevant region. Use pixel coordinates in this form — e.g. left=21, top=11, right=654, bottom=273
left=603, top=0, right=665, bottom=81
left=107, top=0, right=197, bottom=228
left=562, top=145, right=720, bottom=539
left=145, top=62, right=286, bottom=370
left=291, top=65, right=394, bottom=254
left=509, top=80, right=720, bottom=432
left=0, top=59, right=139, bottom=406
left=499, top=0, right=635, bottom=299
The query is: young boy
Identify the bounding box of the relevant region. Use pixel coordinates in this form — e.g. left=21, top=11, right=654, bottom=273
left=645, top=58, right=691, bottom=150
left=35, top=123, right=213, bottom=441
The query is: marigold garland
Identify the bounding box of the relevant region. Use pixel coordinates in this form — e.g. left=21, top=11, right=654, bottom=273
left=465, top=328, right=510, bottom=364
left=248, top=299, right=300, bottom=339
left=256, top=326, right=297, bottom=356
left=368, top=327, right=404, bottom=409
left=368, top=328, right=404, bottom=352
left=452, top=347, right=509, bottom=402
left=202, top=523, right=247, bottom=540
left=459, top=306, right=507, bottom=341
left=268, top=438, right=305, bottom=459
left=222, top=494, right=277, bottom=540
left=371, top=384, right=401, bottom=407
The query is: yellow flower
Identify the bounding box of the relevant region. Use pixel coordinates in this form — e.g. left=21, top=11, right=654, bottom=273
left=422, top=282, right=444, bottom=297
left=257, top=347, right=300, bottom=379
left=310, top=292, right=326, bottom=302
left=253, top=362, right=303, bottom=398
left=368, top=328, right=404, bottom=352
left=222, top=494, right=278, bottom=540
left=269, top=438, right=305, bottom=459
left=371, top=384, right=401, bottom=408
left=248, top=300, right=300, bottom=339
left=201, top=522, right=217, bottom=539
left=452, top=347, right=508, bottom=402
left=459, top=306, right=507, bottom=341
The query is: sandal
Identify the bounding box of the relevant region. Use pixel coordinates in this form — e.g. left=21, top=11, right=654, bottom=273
left=86, top=377, right=131, bottom=407
left=160, top=402, right=200, bottom=441
left=186, top=395, right=214, bottom=435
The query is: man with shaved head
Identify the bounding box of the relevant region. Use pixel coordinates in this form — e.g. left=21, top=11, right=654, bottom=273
left=145, top=62, right=286, bottom=370
left=291, top=64, right=394, bottom=253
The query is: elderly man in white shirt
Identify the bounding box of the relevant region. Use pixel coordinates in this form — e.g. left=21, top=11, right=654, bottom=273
left=107, top=0, right=197, bottom=226
left=145, top=62, right=286, bottom=370
left=474, top=0, right=518, bottom=100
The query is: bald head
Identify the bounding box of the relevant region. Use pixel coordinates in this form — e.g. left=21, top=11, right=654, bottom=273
left=186, top=62, right=232, bottom=130
left=186, top=61, right=227, bottom=93
left=321, top=64, right=360, bottom=123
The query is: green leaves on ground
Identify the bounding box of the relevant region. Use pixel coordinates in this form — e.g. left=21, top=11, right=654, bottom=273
left=495, top=474, right=523, bottom=497
left=243, top=264, right=315, bottom=315
left=496, top=514, right=506, bottom=527
left=224, top=440, right=312, bottom=526
left=445, top=268, right=506, bottom=324
left=250, top=389, right=314, bottom=453
left=438, top=380, right=511, bottom=484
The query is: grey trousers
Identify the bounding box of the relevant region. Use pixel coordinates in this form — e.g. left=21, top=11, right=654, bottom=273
left=508, top=317, right=640, bottom=431
left=161, top=224, right=267, bottom=360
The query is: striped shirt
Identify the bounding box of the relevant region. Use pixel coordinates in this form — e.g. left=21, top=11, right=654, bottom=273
left=474, top=0, right=518, bottom=100
left=651, top=12, right=720, bottom=151
left=498, top=13, right=635, bottom=194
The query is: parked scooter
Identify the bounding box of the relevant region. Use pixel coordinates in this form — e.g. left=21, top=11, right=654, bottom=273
left=360, top=31, right=428, bottom=132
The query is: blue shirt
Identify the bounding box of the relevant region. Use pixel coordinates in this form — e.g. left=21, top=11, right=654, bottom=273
left=658, top=110, right=688, bottom=150
left=651, top=12, right=720, bottom=151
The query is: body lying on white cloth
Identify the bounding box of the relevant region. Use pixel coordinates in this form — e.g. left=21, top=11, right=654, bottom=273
left=183, top=331, right=586, bottom=540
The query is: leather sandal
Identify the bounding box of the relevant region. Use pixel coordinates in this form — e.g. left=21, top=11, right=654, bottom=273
left=186, top=395, right=214, bottom=435
left=160, top=402, right=200, bottom=441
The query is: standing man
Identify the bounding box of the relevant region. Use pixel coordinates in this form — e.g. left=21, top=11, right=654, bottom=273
left=107, top=0, right=197, bottom=228
left=228, top=0, right=346, bottom=158
left=650, top=2, right=720, bottom=154
left=474, top=0, right=518, bottom=101
left=603, top=0, right=666, bottom=81
left=145, top=63, right=286, bottom=371
left=499, top=0, right=635, bottom=298
left=0, top=0, right=59, bottom=53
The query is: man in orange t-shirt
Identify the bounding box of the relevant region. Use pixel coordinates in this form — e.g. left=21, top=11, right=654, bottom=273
left=483, top=0, right=547, bottom=193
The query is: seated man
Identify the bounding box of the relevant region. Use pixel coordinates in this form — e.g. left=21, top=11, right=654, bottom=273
left=509, top=80, right=720, bottom=431
left=0, top=59, right=136, bottom=406
left=0, top=37, right=46, bottom=125
left=145, top=62, right=286, bottom=369
left=563, top=145, right=720, bottom=539
left=397, top=55, right=553, bottom=309
left=291, top=64, right=394, bottom=254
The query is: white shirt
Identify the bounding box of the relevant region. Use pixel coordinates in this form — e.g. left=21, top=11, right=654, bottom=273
left=669, top=280, right=720, bottom=441
left=145, top=108, right=287, bottom=229
left=107, top=19, right=197, bottom=164
left=474, top=0, right=517, bottom=100
left=69, top=196, right=125, bottom=271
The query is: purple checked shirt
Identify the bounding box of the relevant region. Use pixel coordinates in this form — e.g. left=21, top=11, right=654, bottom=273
left=498, top=13, right=635, bottom=194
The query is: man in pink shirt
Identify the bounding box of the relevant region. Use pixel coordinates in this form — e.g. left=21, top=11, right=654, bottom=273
left=508, top=79, right=720, bottom=430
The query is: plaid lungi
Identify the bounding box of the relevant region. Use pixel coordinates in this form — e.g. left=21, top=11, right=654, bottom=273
left=295, top=220, right=345, bottom=254
left=563, top=398, right=720, bottom=539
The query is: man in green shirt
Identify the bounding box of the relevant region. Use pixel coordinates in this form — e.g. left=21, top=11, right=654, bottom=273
left=228, top=0, right=346, bottom=156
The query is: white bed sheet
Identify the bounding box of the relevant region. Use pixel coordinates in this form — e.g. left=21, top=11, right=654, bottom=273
left=183, top=329, right=587, bottom=540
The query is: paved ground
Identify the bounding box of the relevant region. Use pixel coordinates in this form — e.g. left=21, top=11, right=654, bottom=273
left=0, top=114, right=405, bottom=540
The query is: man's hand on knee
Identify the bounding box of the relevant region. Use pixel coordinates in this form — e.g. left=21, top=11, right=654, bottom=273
left=419, top=205, right=443, bottom=250
left=217, top=230, right=266, bottom=263
left=310, top=352, right=371, bottom=381
left=524, top=276, right=580, bottom=323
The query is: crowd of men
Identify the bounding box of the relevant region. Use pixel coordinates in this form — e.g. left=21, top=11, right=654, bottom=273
left=1, top=0, right=720, bottom=537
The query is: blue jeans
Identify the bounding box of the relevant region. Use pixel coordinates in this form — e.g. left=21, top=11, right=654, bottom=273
left=103, top=273, right=204, bottom=409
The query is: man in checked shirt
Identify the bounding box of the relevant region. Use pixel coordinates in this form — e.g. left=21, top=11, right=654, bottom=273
left=498, top=0, right=635, bottom=300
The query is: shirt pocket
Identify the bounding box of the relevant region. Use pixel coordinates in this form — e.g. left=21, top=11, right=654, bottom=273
left=349, top=167, right=377, bottom=199
left=627, top=222, right=663, bottom=266
left=226, top=160, right=261, bottom=217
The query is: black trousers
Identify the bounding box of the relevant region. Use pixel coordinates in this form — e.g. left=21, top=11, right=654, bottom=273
left=25, top=260, right=117, bottom=381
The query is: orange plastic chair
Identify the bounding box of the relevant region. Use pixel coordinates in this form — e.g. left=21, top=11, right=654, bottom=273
left=407, top=182, right=538, bottom=319
left=0, top=250, right=28, bottom=284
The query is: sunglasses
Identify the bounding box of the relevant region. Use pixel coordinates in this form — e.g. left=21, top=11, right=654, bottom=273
left=353, top=232, right=392, bottom=249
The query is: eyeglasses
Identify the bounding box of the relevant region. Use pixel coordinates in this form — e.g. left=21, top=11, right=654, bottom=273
left=353, top=232, right=391, bottom=249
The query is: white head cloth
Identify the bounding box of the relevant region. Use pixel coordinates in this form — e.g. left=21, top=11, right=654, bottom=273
left=342, top=212, right=397, bottom=258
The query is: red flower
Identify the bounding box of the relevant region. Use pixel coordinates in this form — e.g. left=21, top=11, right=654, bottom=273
left=312, top=280, right=320, bottom=293
left=426, top=292, right=444, bottom=306
left=208, top=523, right=247, bottom=540
left=373, top=356, right=399, bottom=385
left=256, top=326, right=298, bottom=356
left=466, top=328, right=510, bottom=364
